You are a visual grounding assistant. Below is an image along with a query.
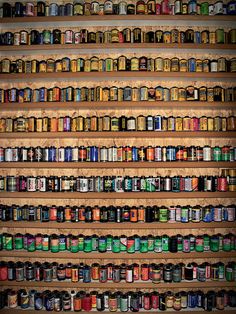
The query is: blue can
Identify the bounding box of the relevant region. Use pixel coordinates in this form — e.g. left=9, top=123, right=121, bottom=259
left=188, top=58, right=196, bottom=72
left=39, top=87, right=46, bottom=102
left=48, top=146, right=57, bottom=162
left=65, top=147, right=72, bottom=162
left=124, top=176, right=132, bottom=191
left=132, top=147, right=139, bottom=161
left=195, top=31, right=201, bottom=44
left=45, top=293, right=54, bottom=311
left=74, top=88, right=81, bottom=101
left=166, top=146, right=176, bottom=161
left=34, top=293, right=43, bottom=310
left=64, top=117, right=71, bottom=131
left=154, top=115, right=162, bottom=131
left=202, top=206, right=213, bottom=222
left=83, top=266, right=91, bottom=283
left=188, top=291, right=197, bottom=308
left=39, top=33, right=44, bottom=44
left=134, top=236, right=140, bottom=251
left=90, top=146, right=99, bottom=162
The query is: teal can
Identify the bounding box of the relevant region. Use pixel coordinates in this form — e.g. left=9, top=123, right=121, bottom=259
left=154, top=236, right=162, bottom=252
left=218, top=262, right=225, bottom=280
left=78, top=234, right=84, bottom=251
left=203, top=234, right=210, bottom=251
left=98, top=236, right=107, bottom=253
left=91, top=234, right=98, bottom=251
left=148, top=235, right=154, bottom=251
left=210, top=235, right=219, bottom=252
left=112, top=236, right=121, bottom=253
left=134, top=235, right=140, bottom=251
left=84, top=236, right=92, bottom=253
left=5, top=234, right=13, bottom=250
left=140, top=236, right=148, bottom=253
left=162, top=235, right=169, bottom=252
left=213, top=146, right=222, bottom=161
left=226, top=263, right=233, bottom=281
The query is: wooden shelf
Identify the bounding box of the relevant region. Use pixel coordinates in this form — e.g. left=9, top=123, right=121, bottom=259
left=0, top=72, right=235, bottom=81
left=1, top=15, right=236, bottom=23
left=1, top=101, right=235, bottom=111
left=1, top=280, right=234, bottom=289
left=1, top=43, right=235, bottom=52
left=0, top=251, right=235, bottom=259
left=0, top=161, right=235, bottom=169
left=0, top=131, right=235, bottom=139
left=0, top=221, right=235, bottom=230
left=0, top=192, right=235, bottom=199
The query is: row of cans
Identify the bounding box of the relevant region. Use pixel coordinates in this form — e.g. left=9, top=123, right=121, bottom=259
left=1, top=28, right=235, bottom=46
left=2, top=0, right=236, bottom=17
left=1, top=115, right=235, bottom=133
left=1, top=232, right=235, bottom=253
left=2, top=56, right=235, bottom=74
left=0, top=175, right=233, bottom=192
left=1, top=145, right=236, bottom=163
left=1, top=203, right=235, bottom=223
left=0, top=260, right=235, bottom=283
left=2, top=85, right=234, bottom=103
left=3, top=288, right=236, bottom=312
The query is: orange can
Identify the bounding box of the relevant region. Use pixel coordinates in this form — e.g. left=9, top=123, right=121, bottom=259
left=138, top=206, right=145, bottom=222
left=146, top=146, right=155, bottom=161
left=50, top=117, right=58, bottom=132
left=130, top=206, right=138, bottom=222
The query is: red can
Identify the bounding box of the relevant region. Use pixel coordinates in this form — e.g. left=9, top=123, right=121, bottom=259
left=49, top=206, right=57, bottom=221
left=151, top=292, right=159, bottom=309
left=0, top=262, right=8, bottom=281
left=217, top=177, right=228, bottom=191
left=82, top=294, right=92, bottom=311
left=141, top=264, right=149, bottom=281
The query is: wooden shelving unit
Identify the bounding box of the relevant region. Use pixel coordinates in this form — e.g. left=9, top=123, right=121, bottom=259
left=1, top=251, right=235, bottom=259
left=0, top=192, right=234, bottom=199
left=1, top=101, right=235, bottom=110
left=0, top=221, right=234, bottom=230
left=1, top=132, right=235, bottom=139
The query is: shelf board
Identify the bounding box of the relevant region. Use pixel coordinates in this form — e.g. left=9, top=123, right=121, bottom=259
left=1, top=280, right=234, bottom=289
left=0, top=101, right=235, bottom=110
left=1, top=15, right=236, bottom=23
left=0, top=221, right=235, bottom=230
left=0, top=131, right=235, bottom=139
left=0, top=192, right=235, bottom=199
left=0, top=251, right=235, bottom=259
left=0, top=72, right=234, bottom=81
left=0, top=161, right=235, bottom=169
left=1, top=43, right=235, bottom=52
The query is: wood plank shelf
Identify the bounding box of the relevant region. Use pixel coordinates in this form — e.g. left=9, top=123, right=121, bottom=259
left=1, top=15, right=236, bottom=23
left=0, top=161, right=235, bottom=169
left=1, top=101, right=235, bottom=110
left=0, top=251, right=235, bottom=259
left=0, top=221, right=235, bottom=230
left=1, top=43, right=235, bottom=52
left=0, top=132, right=235, bottom=139
left=0, top=72, right=235, bottom=81
left=0, top=192, right=235, bottom=199
left=1, top=280, right=235, bottom=289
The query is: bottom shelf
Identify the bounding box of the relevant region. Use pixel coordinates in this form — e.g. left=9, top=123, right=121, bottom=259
left=1, top=308, right=236, bottom=314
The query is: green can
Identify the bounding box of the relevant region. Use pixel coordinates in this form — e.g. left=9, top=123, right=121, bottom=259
left=27, top=235, right=36, bottom=252
left=50, top=234, right=59, bottom=253
left=84, top=236, right=92, bottom=253
left=0, top=234, right=3, bottom=250
left=210, top=235, right=219, bottom=252
left=42, top=235, right=49, bottom=251
left=78, top=235, right=84, bottom=251
left=145, top=178, right=156, bottom=192
left=162, top=235, right=169, bottom=252
left=127, top=237, right=135, bottom=254
left=213, top=146, right=222, bottom=161
left=120, top=235, right=127, bottom=251
left=112, top=236, right=121, bottom=253
left=98, top=236, right=107, bottom=252
left=177, top=235, right=183, bottom=252
left=35, top=234, right=42, bottom=251
left=14, top=233, right=23, bottom=250
left=159, top=207, right=168, bottom=222
left=148, top=235, right=154, bottom=251
left=203, top=234, right=210, bottom=251
left=216, top=29, right=225, bottom=44
left=218, top=262, right=225, bottom=280
left=107, top=235, right=113, bottom=251
left=195, top=235, right=204, bottom=252
left=5, top=234, right=13, bottom=250
left=226, top=263, right=233, bottom=281
left=91, top=234, right=98, bottom=251
left=200, top=2, right=209, bottom=15
left=70, top=236, right=79, bottom=253
left=154, top=236, right=162, bottom=252
left=140, top=236, right=148, bottom=253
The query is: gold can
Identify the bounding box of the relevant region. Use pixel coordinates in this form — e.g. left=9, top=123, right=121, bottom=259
left=163, top=58, right=171, bottom=72
left=163, top=31, right=171, bottom=43
left=171, top=57, right=179, bottom=72
left=189, top=117, right=195, bottom=131
left=227, top=116, right=236, bottom=131
left=201, top=30, right=209, bottom=43
left=183, top=116, right=191, bottom=131
left=171, top=29, right=179, bottom=43
left=199, top=86, right=207, bottom=101
left=91, top=116, right=98, bottom=131
left=118, top=88, right=124, bottom=101
left=207, top=117, right=214, bottom=131
left=1, top=58, right=11, bottom=73
left=98, top=117, right=103, bottom=131
left=218, top=57, right=227, bottom=72
left=103, top=88, right=110, bottom=101
left=84, top=59, right=91, bottom=72
left=202, top=59, right=209, bottom=72
left=96, top=86, right=103, bottom=101
left=175, top=117, right=183, bottom=131
left=5, top=118, right=13, bottom=132
left=207, top=88, right=214, bottom=102
left=58, top=117, right=64, bottom=132
left=110, top=86, right=118, bottom=101
left=178, top=88, right=186, bottom=101
left=77, top=116, right=84, bottom=131
left=229, top=169, right=236, bottom=177
left=42, top=117, right=48, bottom=132
left=51, top=117, right=58, bottom=132
left=199, top=116, right=208, bottom=131
left=155, top=87, right=164, bottom=101
left=230, top=58, right=236, bottom=72
left=91, top=56, right=99, bottom=71
left=39, top=60, right=47, bottom=72
left=36, top=118, right=43, bottom=132
left=209, top=31, right=216, bottom=44
left=84, top=117, right=91, bottom=131
left=111, top=117, right=119, bottom=132
left=131, top=57, right=139, bottom=71
left=170, top=87, right=179, bottom=101
left=162, top=117, right=168, bottom=131
left=214, top=116, right=221, bottom=131
left=179, top=59, right=188, bottom=72
left=111, top=28, right=119, bottom=43
left=132, top=87, right=139, bottom=101
left=47, top=58, right=55, bottom=73
left=55, top=60, right=62, bottom=72
left=0, top=118, right=6, bottom=132
left=155, top=57, right=163, bottom=72
left=137, top=115, right=146, bottom=131
left=28, top=116, right=35, bottom=132
left=167, top=116, right=175, bottom=131
left=229, top=29, right=236, bottom=44
left=196, top=59, right=203, bottom=72
left=221, top=117, right=227, bottom=131
left=71, top=59, right=77, bottom=72
left=103, top=116, right=110, bottom=131
left=118, top=56, right=126, bottom=71
left=71, top=117, right=77, bottom=132
left=31, top=59, right=38, bottom=73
